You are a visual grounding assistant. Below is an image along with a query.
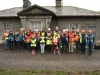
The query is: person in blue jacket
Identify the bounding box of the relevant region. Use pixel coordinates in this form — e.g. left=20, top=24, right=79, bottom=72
left=87, top=30, right=95, bottom=55
left=9, top=31, right=14, bottom=50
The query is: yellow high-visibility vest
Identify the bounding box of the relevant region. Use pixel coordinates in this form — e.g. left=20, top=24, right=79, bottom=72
left=80, top=34, right=87, bottom=43
left=31, top=39, right=36, bottom=47
left=53, top=37, right=57, bottom=42
left=40, top=37, right=45, bottom=43
left=46, top=36, right=52, bottom=45
left=4, top=33, right=9, bottom=40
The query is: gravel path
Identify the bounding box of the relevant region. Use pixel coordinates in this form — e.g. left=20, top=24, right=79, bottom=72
left=0, top=49, right=100, bottom=71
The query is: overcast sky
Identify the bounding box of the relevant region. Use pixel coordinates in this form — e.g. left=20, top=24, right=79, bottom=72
left=0, top=0, right=100, bottom=11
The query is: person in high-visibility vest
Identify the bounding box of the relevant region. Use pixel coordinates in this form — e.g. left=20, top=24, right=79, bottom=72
left=40, top=32, right=46, bottom=54
left=26, top=32, right=31, bottom=51
left=68, top=29, right=75, bottom=53
left=4, top=30, right=9, bottom=50
left=75, top=29, right=80, bottom=53
left=46, top=32, right=52, bottom=53
left=80, top=30, right=87, bottom=54
left=31, top=35, right=36, bottom=54
left=87, top=30, right=95, bottom=55
left=52, top=32, right=61, bottom=55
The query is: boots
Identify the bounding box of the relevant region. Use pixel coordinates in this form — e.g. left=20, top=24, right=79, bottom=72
left=32, top=50, right=35, bottom=54
left=54, top=50, right=56, bottom=54
left=57, top=50, right=61, bottom=55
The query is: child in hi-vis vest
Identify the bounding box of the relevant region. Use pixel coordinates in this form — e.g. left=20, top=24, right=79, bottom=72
left=52, top=33, right=61, bottom=55
left=40, top=33, right=45, bottom=54
left=31, top=36, right=36, bottom=54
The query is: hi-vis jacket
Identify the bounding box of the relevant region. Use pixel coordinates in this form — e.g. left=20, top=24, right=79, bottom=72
left=80, top=34, right=87, bottom=44
left=40, top=36, right=45, bottom=44
left=31, top=39, right=36, bottom=47
left=52, top=36, right=59, bottom=45
left=4, top=33, right=9, bottom=40
left=46, top=36, right=52, bottom=45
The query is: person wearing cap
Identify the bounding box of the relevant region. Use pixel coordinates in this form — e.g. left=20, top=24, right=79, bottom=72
left=68, top=29, right=75, bottom=53
left=61, top=29, right=68, bottom=54
left=52, top=32, right=61, bottom=55
left=87, top=30, right=95, bottom=55
left=40, top=32, right=46, bottom=54
left=46, top=28, right=52, bottom=36
left=31, top=35, right=36, bottom=54
left=46, top=32, right=52, bottom=53
left=75, top=29, right=80, bottom=53
left=34, top=29, right=40, bottom=52
left=53, top=27, right=61, bottom=47
left=80, top=30, right=87, bottom=54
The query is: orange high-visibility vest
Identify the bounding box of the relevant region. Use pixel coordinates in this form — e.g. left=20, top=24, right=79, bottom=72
left=69, top=33, right=75, bottom=42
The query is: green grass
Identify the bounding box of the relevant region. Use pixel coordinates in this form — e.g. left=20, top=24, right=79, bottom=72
left=0, top=68, right=100, bottom=75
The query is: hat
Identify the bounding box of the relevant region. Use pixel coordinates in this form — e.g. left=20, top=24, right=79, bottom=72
left=36, top=29, right=38, bottom=32
left=63, top=29, right=66, bottom=32
left=66, top=29, right=68, bottom=31
left=48, top=28, right=51, bottom=30
left=56, top=27, right=58, bottom=29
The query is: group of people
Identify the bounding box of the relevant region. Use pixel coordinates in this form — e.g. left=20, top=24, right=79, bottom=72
left=4, top=27, right=95, bottom=55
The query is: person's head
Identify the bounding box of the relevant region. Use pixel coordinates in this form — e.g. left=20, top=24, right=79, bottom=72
left=47, top=32, right=51, bottom=36
left=56, top=27, right=59, bottom=31
left=42, top=28, right=45, bottom=31
left=48, top=28, right=51, bottom=31
left=35, top=29, right=39, bottom=33
left=88, top=30, right=92, bottom=34
left=27, top=32, right=30, bottom=36
left=6, top=30, right=9, bottom=34
left=76, top=29, right=79, bottom=32
left=66, top=29, right=68, bottom=32
left=63, top=29, right=66, bottom=33
left=69, top=29, right=73, bottom=33
left=81, top=30, right=85, bottom=34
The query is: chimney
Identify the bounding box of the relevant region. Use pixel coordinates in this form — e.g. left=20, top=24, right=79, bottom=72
left=23, top=0, right=31, bottom=9
left=56, top=0, right=63, bottom=6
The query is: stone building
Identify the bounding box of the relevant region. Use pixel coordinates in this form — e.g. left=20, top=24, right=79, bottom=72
left=0, top=0, right=100, bottom=41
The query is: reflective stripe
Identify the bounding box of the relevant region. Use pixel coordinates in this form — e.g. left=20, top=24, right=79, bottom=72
left=80, top=34, right=87, bottom=43
left=40, top=37, right=45, bottom=43
left=54, top=37, right=57, bottom=42
left=31, top=39, right=36, bottom=47
left=46, top=36, right=52, bottom=45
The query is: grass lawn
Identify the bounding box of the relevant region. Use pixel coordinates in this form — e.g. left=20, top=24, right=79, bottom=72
left=0, top=68, right=100, bottom=75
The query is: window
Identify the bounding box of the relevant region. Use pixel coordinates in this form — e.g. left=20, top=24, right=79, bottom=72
left=30, top=21, right=42, bottom=31
left=4, top=24, right=12, bottom=31
left=69, top=23, right=79, bottom=31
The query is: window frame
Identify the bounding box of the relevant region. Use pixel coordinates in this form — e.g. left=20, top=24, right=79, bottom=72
left=69, top=23, right=79, bottom=32
left=30, top=21, right=42, bottom=31
left=4, top=24, right=12, bottom=32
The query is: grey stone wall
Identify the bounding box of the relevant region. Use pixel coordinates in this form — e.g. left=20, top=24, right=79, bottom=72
left=50, top=17, right=99, bottom=40
left=0, top=18, right=22, bottom=31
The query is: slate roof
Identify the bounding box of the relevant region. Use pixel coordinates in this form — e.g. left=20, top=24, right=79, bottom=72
left=0, top=5, right=100, bottom=17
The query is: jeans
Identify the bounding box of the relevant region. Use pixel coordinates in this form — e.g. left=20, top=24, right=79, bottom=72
left=88, top=43, right=93, bottom=55
left=5, top=40, right=9, bottom=50
left=40, top=44, right=45, bottom=53
left=27, top=43, right=31, bottom=50
left=62, top=41, right=68, bottom=53
left=81, top=43, right=86, bottom=53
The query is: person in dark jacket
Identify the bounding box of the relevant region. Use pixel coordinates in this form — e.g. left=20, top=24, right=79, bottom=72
left=9, top=31, right=14, bottom=50
left=87, top=30, right=95, bottom=55
left=61, top=29, right=68, bottom=54
left=80, top=30, right=87, bottom=54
